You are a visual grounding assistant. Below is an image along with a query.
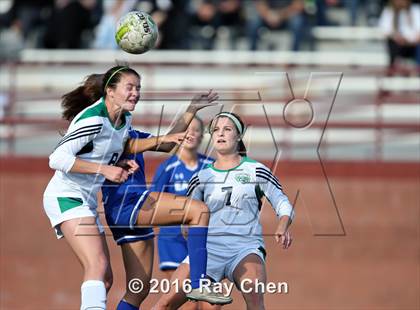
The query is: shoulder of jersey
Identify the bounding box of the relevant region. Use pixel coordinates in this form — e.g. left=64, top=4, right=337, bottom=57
left=241, top=156, right=258, bottom=165
left=162, top=155, right=181, bottom=172
left=243, top=157, right=273, bottom=175
left=198, top=154, right=214, bottom=166
left=242, top=156, right=267, bottom=169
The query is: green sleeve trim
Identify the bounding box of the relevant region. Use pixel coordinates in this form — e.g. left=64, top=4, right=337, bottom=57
left=57, top=197, right=83, bottom=213
left=242, top=156, right=257, bottom=163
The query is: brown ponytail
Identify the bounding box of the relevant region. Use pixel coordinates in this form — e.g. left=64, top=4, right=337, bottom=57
left=61, top=74, right=104, bottom=121
left=61, top=65, right=140, bottom=122
left=238, top=139, right=247, bottom=157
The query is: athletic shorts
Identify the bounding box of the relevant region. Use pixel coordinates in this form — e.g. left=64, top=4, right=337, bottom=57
left=182, top=245, right=266, bottom=282
left=104, top=190, right=154, bottom=245
left=158, top=226, right=188, bottom=270
left=43, top=195, right=104, bottom=239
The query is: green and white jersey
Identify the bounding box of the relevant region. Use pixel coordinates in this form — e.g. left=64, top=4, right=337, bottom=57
left=187, top=157, right=294, bottom=253
left=44, top=98, right=132, bottom=208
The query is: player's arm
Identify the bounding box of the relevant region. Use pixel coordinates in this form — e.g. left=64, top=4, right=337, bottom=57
left=124, top=132, right=186, bottom=154
left=157, top=89, right=219, bottom=153
left=49, top=118, right=128, bottom=183
left=70, top=159, right=129, bottom=183
left=256, top=165, right=294, bottom=248
left=126, top=90, right=219, bottom=154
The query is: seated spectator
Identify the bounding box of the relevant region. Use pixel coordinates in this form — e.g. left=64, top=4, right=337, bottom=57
left=42, top=0, right=98, bottom=49
left=191, top=0, right=243, bottom=50
left=0, top=0, right=53, bottom=40
left=153, top=0, right=192, bottom=50
left=378, top=0, right=420, bottom=68
left=247, top=0, right=315, bottom=51
left=92, top=0, right=137, bottom=49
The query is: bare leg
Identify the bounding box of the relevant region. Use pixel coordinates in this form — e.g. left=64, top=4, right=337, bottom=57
left=102, top=234, right=113, bottom=292
left=154, top=263, right=220, bottom=310
left=136, top=192, right=209, bottom=227
left=138, top=192, right=231, bottom=305
left=154, top=263, right=190, bottom=310
left=162, top=269, right=175, bottom=280
left=60, top=217, right=111, bottom=284
left=120, top=239, right=154, bottom=307
left=232, top=254, right=266, bottom=310
left=60, top=217, right=111, bottom=309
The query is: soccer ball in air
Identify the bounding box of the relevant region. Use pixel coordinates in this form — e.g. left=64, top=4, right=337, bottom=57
left=115, top=11, right=158, bottom=54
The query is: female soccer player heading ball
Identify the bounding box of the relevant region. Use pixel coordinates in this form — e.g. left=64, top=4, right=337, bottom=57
left=43, top=65, right=231, bottom=309
left=154, top=112, right=294, bottom=310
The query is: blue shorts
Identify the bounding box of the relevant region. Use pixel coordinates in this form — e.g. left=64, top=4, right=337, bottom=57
left=158, top=226, right=188, bottom=270
left=105, top=190, right=154, bottom=245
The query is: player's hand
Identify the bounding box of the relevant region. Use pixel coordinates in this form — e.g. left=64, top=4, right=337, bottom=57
left=100, top=165, right=129, bottom=183
left=188, top=89, right=219, bottom=112
left=275, top=230, right=292, bottom=249
left=116, top=159, right=139, bottom=175
left=160, top=131, right=187, bottom=145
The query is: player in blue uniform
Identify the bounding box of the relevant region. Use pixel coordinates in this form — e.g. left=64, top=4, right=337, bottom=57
left=152, top=117, right=213, bottom=273
left=151, top=117, right=214, bottom=310
left=103, top=110, right=232, bottom=308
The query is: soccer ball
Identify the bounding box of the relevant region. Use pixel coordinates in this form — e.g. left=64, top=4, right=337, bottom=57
left=115, top=11, right=158, bottom=54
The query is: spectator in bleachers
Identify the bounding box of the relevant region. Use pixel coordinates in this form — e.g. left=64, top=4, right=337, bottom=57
left=247, top=0, right=315, bottom=51
left=191, top=0, right=217, bottom=49
left=345, top=0, right=386, bottom=26
left=152, top=0, right=192, bottom=49
left=378, top=0, right=420, bottom=68
left=0, top=0, right=53, bottom=40
left=92, top=0, right=137, bottom=49
left=315, top=0, right=339, bottom=26
left=191, top=0, right=243, bottom=50
left=42, top=0, right=98, bottom=49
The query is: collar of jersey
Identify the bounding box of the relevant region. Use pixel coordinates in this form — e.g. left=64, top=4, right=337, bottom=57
left=101, top=97, right=130, bottom=130
left=210, top=156, right=245, bottom=172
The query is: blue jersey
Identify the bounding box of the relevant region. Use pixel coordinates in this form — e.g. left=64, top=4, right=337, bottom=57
left=102, top=129, right=155, bottom=245
left=151, top=154, right=213, bottom=195
left=102, top=129, right=151, bottom=208
left=153, top=153, right=213, bottom=270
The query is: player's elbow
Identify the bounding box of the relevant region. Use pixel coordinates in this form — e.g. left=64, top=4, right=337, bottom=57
left=279, top=202, right=295, bottom=221
left=49, top=151, right=75, bottom=173
left=48, top=152, right=59, bottom=170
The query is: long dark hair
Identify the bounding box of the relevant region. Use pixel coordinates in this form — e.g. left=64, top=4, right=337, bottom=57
left=209, top=112, right=247, bottom=157
left=61, top=65, right=140, bottom=121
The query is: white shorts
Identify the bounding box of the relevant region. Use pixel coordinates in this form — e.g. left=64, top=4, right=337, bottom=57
left=182, top=245, right=266, bottom=282
left=43, top=195, right=104, bottom=239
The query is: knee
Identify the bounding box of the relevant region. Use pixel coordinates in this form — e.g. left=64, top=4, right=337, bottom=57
left=83, top=254, right=109, bottom=278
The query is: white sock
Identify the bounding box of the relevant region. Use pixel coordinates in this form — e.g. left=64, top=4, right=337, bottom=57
left=80, top=280, right=106, bottom=310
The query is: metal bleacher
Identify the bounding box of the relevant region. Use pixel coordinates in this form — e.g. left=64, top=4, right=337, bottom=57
left=0, top=49, right=418, bottom=161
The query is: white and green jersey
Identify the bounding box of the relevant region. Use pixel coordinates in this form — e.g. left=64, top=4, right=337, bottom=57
left=186, top=157, right=294, bottom=253
left=44, top=98, right=132, bottom=208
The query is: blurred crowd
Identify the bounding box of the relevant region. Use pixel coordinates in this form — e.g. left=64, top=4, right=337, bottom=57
left=0, top=0, right=419, bottom=67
